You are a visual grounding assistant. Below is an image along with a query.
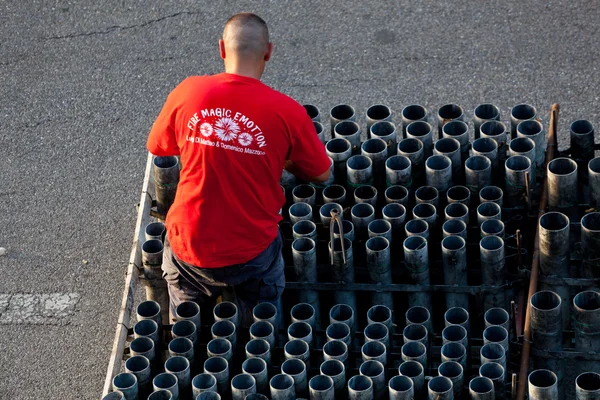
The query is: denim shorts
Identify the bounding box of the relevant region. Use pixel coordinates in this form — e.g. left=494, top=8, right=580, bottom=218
left=162, top=231, right=285, bottom=326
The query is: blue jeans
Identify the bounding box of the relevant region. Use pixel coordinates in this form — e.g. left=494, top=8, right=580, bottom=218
left=162, top=232, right=285, bottom=327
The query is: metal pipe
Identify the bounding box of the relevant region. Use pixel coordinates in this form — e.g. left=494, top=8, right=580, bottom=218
left=406, top=121, right=434, bottom=158
left=362, top=138, right=388, bottom=187
left=401, top=104, right=427, bottom=138
left=211, top=320, right=237, bottom=351
left=439, top=361, right=464, bottom=398
left=428, top=376, right=454, bottom=400
left=168, top=337, right=193, bottom=365
left=386, top=155, right=412, bottom=189
left=442, top=219, right=467, bottom=240
left=309, top=375, right=334, bottom=400
left=133, top=319, right=159, bottom=344
left=203, top=356, right=230, bottom=395
left=510, top=104, right=536, bottom=139
left=319, top=203, right=344, bottom=226
left=367, top=305, right=393, bottom=331
left=281, top=358, right=308, bottom=398
left=359, top=360, right=386, bottom=400
left=399, top=360, right=425, bottom=400
left=426, top=155, right=453, bottom=193
left=141, top=240, right=169, bottom=324
left=442, top=120, right=469, bottom=163
left=323, top=339, right=348, bottom=367
left=466, top=155, right=492, bottom=200
left=405, top=219, right=429, bottom=240
left=434, top=137, right=462, bottom=181
left=270, top=374, right=296, bottom=400
left=389, top=375, right=415, bottom=400
left=447, top=185, right=471, bottom=206
left=480, top=120, right=508, bottom=172
left=364, top=322, right=391, bottom=349
left=334, top=120, right=361, bottom=149
left=483, top=325, right=509, bottom=353
left=165, top=356, right=191, bottom=396
left=412, top=203, right=438, bottom=228
left=231, top=374, right=256, bottom=400
left=481, top=219, right=505, bottom=238
left=573, top=291, right=600, bottom=352
left=406, top=305, right=433, bottom=336
left=437, top=103, right=465, bottom=139
left=480, top=343, right=507, bottom=372
left=472, top=138, right=499, bottom=176
left=479, top=186, right=503, bottom=207
left=284, top=339, right=311, bottom=371
left=153, top=155, right=179, bottom=215
left=590, top=158, right=600, bottom=209
left=484, top=307, right=510, bottom=331
left=401, top=341, right=427, bottom=369
left=474, top=103, right=501, bottom=139
left=147, top=391, right=171, bottom=400
left=509, top=136, right=537, bottom=183
left=290, top=303, right=316, bottom=328
left=382, top=204, right=407, bottom=235
left=330, top=104, right=355, bottom=131
left=442, top=324, right=468, bottom=349
left=292, top=220, right=318, bottom=242
left=328, top=236, right=357, bottom=317
left=145, top=222, right=165, bottom=241
left=354, top=185, right=378, bottom=206
left=246, top=338, right=272, bottom=366
left=330, top=303, right=355, bottom=332
left=196, top=393, right=220, bottom=400
left=288, top=202, right=313, bottom=224
left=441, top=235, right=469, bottom=310
left=505, top=155, right=531, bottom=207
left=398, top=138, right=425, bottom=185
left=570, top=120, right=595, bottom=164
left=528, top=370, right=558, bottom=400
left=351, top=203, right=375, bottom=238
left=207, top=338, right=233, bottom=362
left=326, top=138, right=352, bottom=186
left=292, top=184, right=317, bottom=207
left=480, top=235, right=506, bottom=310
left=287, top=322, right=313, bottom=348
left=252, top=300, right=279, bottom=332
left=581, top=212, right=600, bottom=278
left=172, top=320, right=197, bottom=347
left=371, top=121, right=397, bottom=156
left=366, top=104, right=392, bottom=134
left=242, top=357, right=269, bottom=396
left=249, top=321, right=275, bottom=350
left=444, top=307, right=470, bottom=333
left=365, top=236, right=394, bottom=309
left=547, top=157, right=578, bottom=214
left=385, top=185, right=410, bottom=206
left=332, top=220, right=355, bottom=241
left=175, top=301, right=200, bottom=330
left=348, top=375, right=374, bottom=400
left=469, top=377, right=495, bottom=400
left=303, top=104, right=320, bottom=121
left=347, top=155, right=374, bottom=189
left=323, top=184, right=347, bottom=205
left=441, top=342, right=467, bottom=370
left=124, top=356, right=150, bottom=398
left=103, top=392, right=125, bottom=400
left=445, top=202, right=469, bottom=224
left=415, top=186, right=439, bottom=209
left=479, top=362, right=505, bottom=397
left=403, top=236, right=432, bottom=309
left=136, top=300, right=162, bottom=327
left=517, top=120, right=545, bottom=168
left=539, top=212, right=570, bottom=327
left=131, top=337, right=156, bottom=364
left=576, top=372, right=600, bottom=400
left=153, top=373, right=179, bottom=400
left=361, top=340, right=387, bottom=364
left=320, top=359, right=345, bottom=397
left=314, top=121, right=325, bottom=143
left=192, top=373, right=217, bottom=398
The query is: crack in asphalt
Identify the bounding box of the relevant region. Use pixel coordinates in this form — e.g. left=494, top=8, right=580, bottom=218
left=42, top=10, right=202, bottom=41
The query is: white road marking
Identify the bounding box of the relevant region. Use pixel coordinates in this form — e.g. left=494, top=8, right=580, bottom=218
left=0, top=293, right=79, bottom=324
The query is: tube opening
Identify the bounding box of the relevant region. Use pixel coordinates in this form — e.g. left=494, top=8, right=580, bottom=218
left=359, top=360, right=384, bottom=377
left=481, top=120, right=506, bottom=136
left=481, top=219, right=504, bottom=235
left=442, top=235, right=466, bottom=251
left=320, top=203, right=343, bottom=218
left=445, top=307, right=469, bottom=325
left=193, top=373, right=217, bottom=390
left=511, top=104, right=536, bottom=120
left=335, top=120, right=360, bottom=136
left=323, top=340, right=347, bottom=357
left=232, top=374, right=255, bottom=390
left=349, top=375, right=372, bottom=391
left=447, top=186, right=471, bottom=202
left=590, top=157, right=600, bottom=174
left=134, top=319, right=158, bottom=336
left=355, top=185, right=377, bottom=201
left=473, top=138, right=498, bottom=153
left=509, top=137, right=535, bottom=153
left=291, top=303, right=315, bottom=321
left=368, top=219, right=391, bottom=234
left=142, top=239, right=163, bottom=254
left=481, top=235, right=503, bottom=251
left=293, top=220, right=317, bottom=236
left=323, top=184, right=346, bottom=200
left=389, top=375, right=414, bottom=392
left=529, top=370, right=557, bottom=388
left=385, top=185, right=409, bottom=201
left=148, top=390, right=173, bottom=400
left=320, top=359, right=344, bottom=376
left=362, top=138, right=387, bottom=154
left=367, top=104, right=391, bottom=120
left=330, top=304, right=353, bottom=321
left=288, top=322, right=311, bottom=338
left=352, top=203, right=375, bottom=219
left=443, top=219, right=467, bottom=236
left=470, top=377, right=494, bottom=393
left=386, top=155, right=411, bottom=171
left=577, top=372, right=600, bottom=391
left=281, top=358, right=305, bottom=375
left=399, top=360, right=424, bottom=377
left=172, top=320, right=196, bottom=337
left=581, top=212, right=600, bottom=232
left=480, top=362, right=504, bottom=380
left=548, top=157, right=577, bottom=176
left=168, top=337, right=192, bottom=353
left=253, top=303, right=277, bottom=320
left=407, top=121, right=432, bottom=137
left=291, top=238, right=315, bottom=253
left=289, top=202, right=311, bottom=218
left=480, top=186, right=503, bottom=202
left=330, top=104, right=355, bottom=120
left=481, top=343, right=505, bottom=359
left=243, top=357, right=267, bottom=374
left=426, top=155, right=451, bottom=170
left=204, top=356, right=228, bottom=374
left=484, top=325, right=508, bottom=343
left=153, top=156, right=178, bottom=169
left=429, top=376, right=453, bottom=393
left=292, top=184, right=316, bottom=200
left=366, top=236, right=390, bottom=252
left=435, top=137, right=460, bottom=154
left=413, top=203, right=436, bottom=219
left=466, top=155, right=491, bottom=171
left=402, top=104, right=427, bottom=120
left=347, top=155, right=372, bottom=171
left=371, top=121, right=395, bottom=136
left=362, top=341, right=386, bottom=358
left=485, top=308, right=509, bottom=326
left=574, top=291, right=600, bottom=311
left=478, top=202, right=501, bottom=217
left=250, top=320, right=273, bottom=338
left=398, top=138, right=423, bottom=154
left=330, top=237, right=352, bottom=253
left=438, top=104, right=464, bottom=120
left=165, top=356, right=189, bottom=373
left=571, top=119, right=594, bottom=135
left=475, top=104, right=500, bottom=120
left=364, top=323, right=388, bottom=341
left=416, top=186, right=439, bottom=202
left=303, top=104, right=319, bottom=119
left=154, top=373, right=177, bottom=389
left=214, top=302, right=237, bottom=319
left=406, top=306, right=430, bottom=324
left=383, top=203, right=406, bottom=219
left=211, top=320, right=235, bottom=337
left=518, top=120, right=543, bottom=136
left=446, top=202, right=468, bottom=218
left=271, top=374, right=294, bottom=390
left=113, top=373, right=136, bottom=390
left=333, top=220, right=354, bottom=236
left=439, top=361, right=463, bottom=379
left=125, top=355, right=149, bottom=372
left=145, top=222, right=165, bottom=237
left=130, top=337, right=154, bottom=353
left=310, top=375, right=333, bottom=390
left=404, top=234, right=427, bottom=250
left=443, top=120, right=468, bottom=136
left=176, top=301, right=199, bottom=319
left=326, top=138, right=351, bottom=154
left=506, top=155, right=531, bottom=172
left=441, top=342, right=466, bottom=358
left=326, top=323, right=350, bottom=340
left=246, top=339, right=270, bottom=356
left=208, top=338, right=231, bottom=355
left=403, top=324, right=428, bottom=341
left=313, top=121, right=323, bottom=135
left=442, top=325, right=467, bottom=342
left=539, top=212, right=569, bottom=231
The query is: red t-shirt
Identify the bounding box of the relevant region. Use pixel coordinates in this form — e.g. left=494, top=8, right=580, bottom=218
left=147, top=73, right=330, bottom=268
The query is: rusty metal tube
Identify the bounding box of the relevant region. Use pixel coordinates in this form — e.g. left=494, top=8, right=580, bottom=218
left=466, top=155, right=492, bottom=200
left=249, top=320, right=275, bottom=349
left=323, top=340, right=348, bottom=368
left=309, top=375, right=334, bottom=400
left=270, top=374, right=296, bottom=400
left=382, top=203, right=407, bottom=237
left=443, top=219, right=467, bottom=240
left=203, top=356, right=230, bottom=395
left=330, top=104, right=355, bottom=131
left=231, top=374, right=256, bottom=400
left=479, top=362, right=505, bottom=397
left=326, top=138, right=352, bottom=186
left=405, top=219, right=429, bottom=240
left=322, top=184, right=346, bottom=204
left=442, top=119, right=469, bottom=164
left=362, top=138, right=388, bottom=188
left=348, top=375, right=373, bottom=400
left=445, top=202, right=469, bottom=224
left=165, top=356, right=191, bottom=396
left=287, top=322, right=313, bottom=348
left=288, top=202, right=312, bottom=224
left=319, top=359, right=345, bottom=397
left=401, top=341, right=427, bottom=369
left=335, top=120, right=361, bottom=149
left=284, top=339, right=311, bottom=372
left=434, top=137, right=462, bottom=181
left=245, top=338, right=272, bottom=366
left=406, top=305, right=433, bottom=336
left=385, top=185, right=409, bottom=206
left=351, top=203, right=375, bottom=238
left=354, top=185, right=378, bottom=206
left=152, top=373, right=178, bottom=400
left=477, top=202, right=501, bottom=226
left=359, top=360, right=386, bottom=400
left=573, top=291, right=600, bottom=352
left=441, top=342, right=467, bottom=370
left=415, top=186, right=439, bottom=209
left=472, top=137, right=499, bottom=177
left=479, top=185, right=503, bottom=207
left=361, top=340, right=387, bottom=364
left=386, top=155, right=412, bottom=189
left=292, top=220, right=317, bottom=242
left=403, top=323, right=428, bottom=347
left=481, top=219, right=505, bottom=238
left=444, top=307, right=470, bottom=334
left=145, top=221, right=165, bottom=241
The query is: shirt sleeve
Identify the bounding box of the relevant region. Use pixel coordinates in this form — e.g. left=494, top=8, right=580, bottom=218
left=287, top=111, right=331, bottom=178
left=146, top=92, right=180, bottom=156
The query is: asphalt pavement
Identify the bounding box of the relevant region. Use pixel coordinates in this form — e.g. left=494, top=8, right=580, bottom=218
left=0, top=0, right=598, bottom=398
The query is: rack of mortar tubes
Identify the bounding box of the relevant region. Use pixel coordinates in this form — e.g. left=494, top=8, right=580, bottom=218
left=102, top=102, right=599, bottom=400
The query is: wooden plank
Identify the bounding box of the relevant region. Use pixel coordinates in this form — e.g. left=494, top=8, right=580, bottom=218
left=102, top=153, right=154, bottom=396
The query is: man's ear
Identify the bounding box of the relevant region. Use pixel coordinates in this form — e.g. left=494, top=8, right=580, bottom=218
left=219, top=39, right=226, bottom=60
left=264, top=42, right=274, bottom=61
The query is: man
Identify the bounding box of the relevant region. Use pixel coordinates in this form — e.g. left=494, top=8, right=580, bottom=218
left=146, top=13, right=330, bottom=325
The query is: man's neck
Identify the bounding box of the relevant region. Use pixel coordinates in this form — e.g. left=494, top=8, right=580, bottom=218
left=224, top=61, right=264, bottom=80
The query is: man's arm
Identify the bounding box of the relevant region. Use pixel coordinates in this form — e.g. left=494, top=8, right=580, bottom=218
left=284, top=160, right=330, bottom=184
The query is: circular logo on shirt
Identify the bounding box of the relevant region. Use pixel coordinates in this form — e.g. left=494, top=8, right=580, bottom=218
left=238, top=132, right=253, bottom=147
left=214, top=117, right=240, bottom=142
left=200, top=122, right=213, bottom=137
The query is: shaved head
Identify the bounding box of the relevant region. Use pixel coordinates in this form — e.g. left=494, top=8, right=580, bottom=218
left=223, top=13, right=270, bottom=61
